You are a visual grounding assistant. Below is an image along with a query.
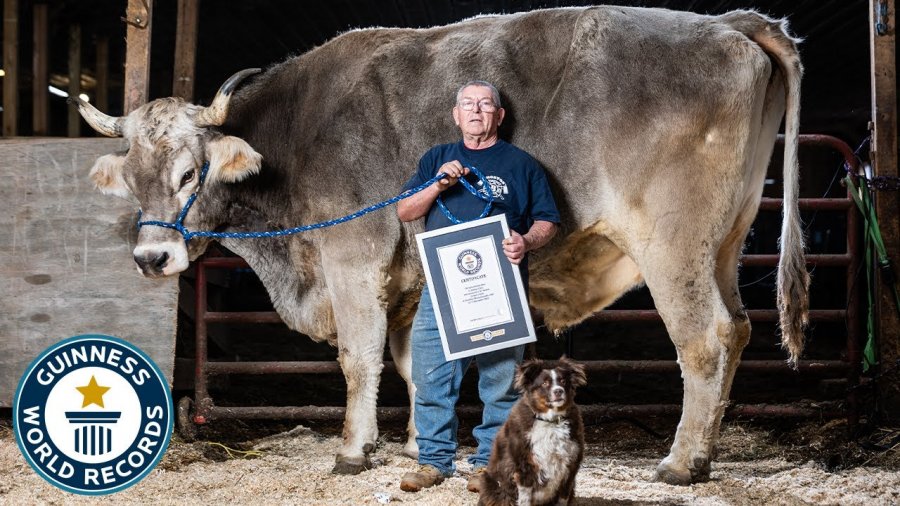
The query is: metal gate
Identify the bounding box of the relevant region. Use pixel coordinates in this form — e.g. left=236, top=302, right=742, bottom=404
left=177, top=134, right=860, bottom=436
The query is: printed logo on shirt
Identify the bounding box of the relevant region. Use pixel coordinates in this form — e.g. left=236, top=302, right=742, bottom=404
left=477, top=176, right=509, bottom=201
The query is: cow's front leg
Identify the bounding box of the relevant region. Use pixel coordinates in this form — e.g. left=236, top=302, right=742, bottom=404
left=333, top=326, right=385, bottom=476
left=389, top=327, right=418, bottom=459
left=332, top=319, right=386, bottom=474
left=319, top=236, right=394, bottom=475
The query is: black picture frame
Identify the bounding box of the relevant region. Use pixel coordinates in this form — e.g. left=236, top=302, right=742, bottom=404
left=416, top=215, right=536, bottom=360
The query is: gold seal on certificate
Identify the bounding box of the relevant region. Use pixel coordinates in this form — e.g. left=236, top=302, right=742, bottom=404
left=416, top=215, right=537, bottom=361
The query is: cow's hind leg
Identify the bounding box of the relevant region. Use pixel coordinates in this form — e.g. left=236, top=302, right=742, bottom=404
left=637, top=243, right=740, bottom=485
left=389, top=327, right=418, bottom=459
left=697, top=215, right=756, bottom=477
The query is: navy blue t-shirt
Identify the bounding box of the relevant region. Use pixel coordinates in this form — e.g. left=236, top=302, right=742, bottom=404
left=403, top=140, right=560, bottom=284
left=404, top=140, right=560, bottom=234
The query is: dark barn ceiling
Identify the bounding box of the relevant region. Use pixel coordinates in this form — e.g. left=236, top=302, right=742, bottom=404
left=3, top=0, right=874, bottom=141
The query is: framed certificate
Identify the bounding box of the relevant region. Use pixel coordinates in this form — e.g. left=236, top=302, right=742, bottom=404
left=416, top=215, right=537, bottom=361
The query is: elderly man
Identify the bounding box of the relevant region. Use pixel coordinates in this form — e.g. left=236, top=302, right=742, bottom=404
left=397, top=80, right=560, bottom=492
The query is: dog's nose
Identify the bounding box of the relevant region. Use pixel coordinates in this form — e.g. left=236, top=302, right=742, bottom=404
left=551, top=386, right=565, bottom=400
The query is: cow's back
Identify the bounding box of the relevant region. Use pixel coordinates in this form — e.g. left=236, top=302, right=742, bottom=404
left=223, top=6, right=786, bottom=322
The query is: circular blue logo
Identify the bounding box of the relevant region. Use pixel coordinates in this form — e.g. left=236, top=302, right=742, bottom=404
left=13, top=334, right=173, bottom=495
left=457, top=249, right=483, bottom=275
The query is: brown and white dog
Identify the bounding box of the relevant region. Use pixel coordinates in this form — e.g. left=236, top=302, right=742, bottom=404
left=478, top=357, right=587, bottom=506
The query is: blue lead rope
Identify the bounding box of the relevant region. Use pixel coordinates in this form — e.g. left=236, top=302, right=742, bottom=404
left=137, top=161, right=494, bottom=242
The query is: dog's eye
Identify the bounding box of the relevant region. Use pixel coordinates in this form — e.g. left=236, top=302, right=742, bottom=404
left=542, top=380, right=549, bottom=388
left=559, top=378, right=567, bottom=386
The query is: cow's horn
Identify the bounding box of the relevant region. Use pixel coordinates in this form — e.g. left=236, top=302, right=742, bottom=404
left=194, top=68, right=262, bottom=127
left=68, top=97, right=123, bottom=137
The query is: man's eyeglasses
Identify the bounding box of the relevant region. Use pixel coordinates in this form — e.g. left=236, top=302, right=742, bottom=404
left=458, top=99, right=498, bottom=112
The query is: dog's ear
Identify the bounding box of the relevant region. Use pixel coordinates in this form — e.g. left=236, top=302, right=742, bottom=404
left=558, top=356, right=587, bottom=388
left=514, top=360, right=545, bottom=392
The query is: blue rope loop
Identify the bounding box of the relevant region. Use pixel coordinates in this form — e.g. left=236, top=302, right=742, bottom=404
left=137, top=161, right=210, bottom=240
left=136, top=162, right=493, bottom=242
left=435, top=166, right=494, bottom=224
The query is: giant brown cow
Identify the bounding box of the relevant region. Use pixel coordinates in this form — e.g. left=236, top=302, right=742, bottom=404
left=74, top=6, right=807, bottom=484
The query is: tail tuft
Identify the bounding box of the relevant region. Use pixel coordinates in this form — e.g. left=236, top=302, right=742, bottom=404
left=725, top=10, right=809, bottom=365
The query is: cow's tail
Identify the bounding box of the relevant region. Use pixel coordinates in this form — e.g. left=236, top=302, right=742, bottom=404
left=725, top=11, right=809, bottom=367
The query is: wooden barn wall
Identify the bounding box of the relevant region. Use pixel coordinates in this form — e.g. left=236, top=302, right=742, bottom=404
left=0, top=138, right=178, bottom=407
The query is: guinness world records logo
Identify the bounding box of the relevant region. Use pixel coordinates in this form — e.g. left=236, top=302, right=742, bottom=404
left=13, top=334, right=172, bottom=495
left=457, top=249, right=483, bottom=275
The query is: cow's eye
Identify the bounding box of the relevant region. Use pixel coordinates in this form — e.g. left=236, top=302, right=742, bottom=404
left=179, top=170, right=195, bottom=188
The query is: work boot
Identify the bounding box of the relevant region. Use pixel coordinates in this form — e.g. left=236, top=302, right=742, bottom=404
left=467, top=467, right=486, bottom=493
left=400, top=464, right=446, bottom=492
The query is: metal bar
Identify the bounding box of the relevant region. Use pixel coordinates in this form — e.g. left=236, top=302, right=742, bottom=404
left=583, top=403, right=844, bottom=419
left=587, top=309, right=846, bottom=323
left=186, top=134, right=862, bottom=430
left=580, top=359, right=848, bottom=374
left=845, top=152, right=863, bottom=428
left=206, top=361, right=393, bottom=375
left=203, top=403, right=842, bottom=422
left=741, top=254, right=851, bottom=267
left=734, top=309, right=848, bottom=322
left=779, top=134, right=860, bottom=171
left=203, top=359, right=846, bottom=376
left=207, top=405, right=408, bottom=422
left=194, top=260, right=211, bottom=424
left=201, top=257, right=250, bottom=269
left=847, top=192, right=861, bottom=427
left=758, top=198, right=853, bottom=211
left=205, top=311, right=282, bottom=324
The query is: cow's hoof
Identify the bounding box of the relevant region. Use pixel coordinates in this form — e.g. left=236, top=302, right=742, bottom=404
left=691, top=457, right=712, bottom=482
left=654, top=462, right=692, bottom=486
left=401, top=441, right=419, bottom=460
left=332, top=456, right=373, bottom=475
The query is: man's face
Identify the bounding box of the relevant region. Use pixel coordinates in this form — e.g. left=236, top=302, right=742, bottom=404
left=452, top=85, right=505, bottom=138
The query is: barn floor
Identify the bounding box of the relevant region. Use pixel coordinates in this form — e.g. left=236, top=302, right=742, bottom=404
left=1, top=415, right=898, bottom=504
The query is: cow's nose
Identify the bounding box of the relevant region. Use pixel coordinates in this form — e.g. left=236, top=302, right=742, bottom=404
left=134, top=251, right=169, bottom=274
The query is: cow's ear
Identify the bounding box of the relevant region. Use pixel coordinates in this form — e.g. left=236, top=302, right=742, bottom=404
left=206, top=135, right=262, bottom=184
left=89, top=154, right=130, bottom=198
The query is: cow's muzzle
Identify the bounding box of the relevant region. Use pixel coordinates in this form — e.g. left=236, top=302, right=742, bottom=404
left=133, top=241, right=189, bottom=277
left=134, top=250, right=169, bottom=276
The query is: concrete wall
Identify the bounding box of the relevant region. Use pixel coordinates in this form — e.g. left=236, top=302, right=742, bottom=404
left=0, top=138, right=178, bottom=406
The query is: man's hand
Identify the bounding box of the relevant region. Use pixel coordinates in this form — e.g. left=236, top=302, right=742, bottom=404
left=436, top=161, right=469, bottom=191
left=398, top=160, right=470, bottom=222
left=502, top=221, right=557, bottom=265
left=502, top=231, right=527, bottom=265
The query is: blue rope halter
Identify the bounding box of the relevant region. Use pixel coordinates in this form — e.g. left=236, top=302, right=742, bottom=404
left=136, top=161, right=494, bottom=242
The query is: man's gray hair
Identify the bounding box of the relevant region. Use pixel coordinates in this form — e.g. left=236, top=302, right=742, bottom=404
left=456, top=80, right=502, bottom=109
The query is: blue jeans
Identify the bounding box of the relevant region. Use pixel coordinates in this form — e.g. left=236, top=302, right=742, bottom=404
left=411, top=284, right=525, bottom=476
